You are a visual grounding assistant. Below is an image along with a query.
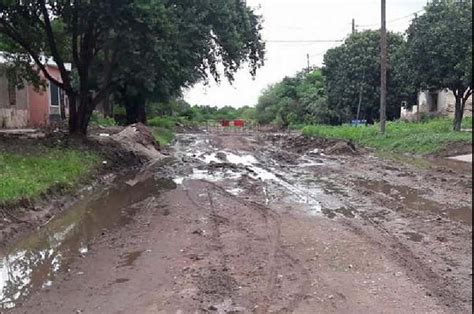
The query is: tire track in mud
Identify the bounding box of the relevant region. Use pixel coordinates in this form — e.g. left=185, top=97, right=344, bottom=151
left=341, top=215, right=468, bottom=313
left=176, top=133, right=470, bottom=312
left=204, top=182, right=312, bottom=313
left=337, top=177, right=472, bottom=313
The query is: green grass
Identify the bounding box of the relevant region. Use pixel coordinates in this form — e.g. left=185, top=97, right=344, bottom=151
left=153, top=128, right=175, bottom=146
left=148, top=116, right=177, bottom=129
left=462, top=117, right=473, bottom=129
left=0, top=149, right=100, bottom=204
left=90, top=113, right=118, bottom=127
left=302, top=118, right=473, bottom=155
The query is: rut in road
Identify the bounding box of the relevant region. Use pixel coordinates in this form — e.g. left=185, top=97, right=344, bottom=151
left=184, top=180, right=312, bottom=312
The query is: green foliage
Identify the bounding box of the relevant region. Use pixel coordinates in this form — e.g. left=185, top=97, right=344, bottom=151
left=90, top=113, right=118, bottom=127
left=148, top=116, right=177, bottom=129
left=0, top=0, right=265, bottom=133
left=405, top=0, right=473, bottom=130
left=462, top=117, right=473, bottom=129
left=302, top=118, right=472, bottom=155
left=406, top=0, right=472, bottom=92
left=323, top=30, right=413, bottom=124
left=112, top=0, right=266, bottom=124
left=0, top=149, right=100, bottom=204
left=256, top=68, right=332, bottom=126
left=147, top=98, right=255, bottom=125
left=153, top=128, right=175, bottom=146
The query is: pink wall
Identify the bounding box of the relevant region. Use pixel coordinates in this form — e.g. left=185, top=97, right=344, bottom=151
left=27, top=66, right=63, bottom=127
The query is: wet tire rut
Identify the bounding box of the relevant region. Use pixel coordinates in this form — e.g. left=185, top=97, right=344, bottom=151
left=184, top=181, right=311, bottom=312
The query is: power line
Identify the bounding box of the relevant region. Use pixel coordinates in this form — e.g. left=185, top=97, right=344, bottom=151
left=266, top=39, right=344, bottom=43
left=357, top=9, right=424, bottom=28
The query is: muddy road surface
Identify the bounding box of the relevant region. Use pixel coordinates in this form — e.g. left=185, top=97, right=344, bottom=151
left=2, top=133, right=472, bottom=313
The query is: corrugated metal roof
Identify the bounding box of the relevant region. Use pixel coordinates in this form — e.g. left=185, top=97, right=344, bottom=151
left=0, top=52, right=72, bottom=71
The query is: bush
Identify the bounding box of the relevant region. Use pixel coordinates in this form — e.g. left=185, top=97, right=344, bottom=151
left=148, top=116, right=176, bottom=129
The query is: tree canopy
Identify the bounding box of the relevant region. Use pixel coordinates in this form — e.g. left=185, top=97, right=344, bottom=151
left=256, top=68, right=332, bottom=126
left=0, top=0, right=265, bottom=134
left=323, top=30, right=413, bottom=124
left=405, top=0, right=472, bottom=130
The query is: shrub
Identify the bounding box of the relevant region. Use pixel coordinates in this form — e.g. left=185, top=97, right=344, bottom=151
left=148, top=116, right=176, bottom=129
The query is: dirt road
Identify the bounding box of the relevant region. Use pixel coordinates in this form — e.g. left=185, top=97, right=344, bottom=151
left=2, top=132, right=472, bottom=313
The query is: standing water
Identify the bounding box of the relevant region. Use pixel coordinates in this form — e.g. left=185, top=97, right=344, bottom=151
left=0, top=171, right=176, bottom=310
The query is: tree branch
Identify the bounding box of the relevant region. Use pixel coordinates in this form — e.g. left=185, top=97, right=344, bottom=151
left=71, top=0, right=81, bottom=74
left=0, top=21, right=65, bottom=90
left=91, top=46, right=118, bottom=109
left=38, top=0, right=72, bottom=91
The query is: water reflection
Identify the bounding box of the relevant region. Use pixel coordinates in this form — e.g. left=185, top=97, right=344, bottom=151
left=0, top=173, right=176, bottom=310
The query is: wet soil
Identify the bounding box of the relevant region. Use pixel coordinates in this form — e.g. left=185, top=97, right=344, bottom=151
left=3, top=132, right=472, bottom=313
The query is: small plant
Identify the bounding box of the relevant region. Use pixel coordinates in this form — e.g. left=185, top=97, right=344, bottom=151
left=90, top=113, right=118, bottom=127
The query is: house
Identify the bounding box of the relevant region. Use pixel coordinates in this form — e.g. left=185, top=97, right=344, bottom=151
left=401, top=89, right=473, bottom=121
left=0, top=55, right=71, bottom=129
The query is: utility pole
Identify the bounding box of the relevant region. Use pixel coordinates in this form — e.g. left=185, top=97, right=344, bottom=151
left=306, top=53, right=310, bottom=73
left=380, top=0, right=387, bottom=135
left=352, top=18, right=356, bottom=34
left=356, top=74, right=365, bottom=122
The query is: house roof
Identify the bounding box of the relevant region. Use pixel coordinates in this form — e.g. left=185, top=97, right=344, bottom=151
left=0, top=52, right=72, bottom=71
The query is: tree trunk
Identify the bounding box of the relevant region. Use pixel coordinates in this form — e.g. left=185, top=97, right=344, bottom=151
left=453, top=91, right=464, bottom=132
left=102, top=91, right=113, bottom=118
left=68, top=93, right=94, bottom=136
left=68, top=94, right=78, bottom=134
left=124, top=94, right=147, bottom=125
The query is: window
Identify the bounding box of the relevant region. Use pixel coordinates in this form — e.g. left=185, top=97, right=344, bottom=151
left=8, top=80, right=16, bottom=106
left=429, top=92, right=439, bottom=112
left=50, top=81, right=60, bottom=107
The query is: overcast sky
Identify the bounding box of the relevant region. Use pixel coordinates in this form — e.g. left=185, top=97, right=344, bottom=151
left=184, top=0, right=427, bottom=108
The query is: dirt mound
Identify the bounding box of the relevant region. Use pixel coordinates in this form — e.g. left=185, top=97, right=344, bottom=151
left=266, top=134, right=360, bottom=156
left=325, top=141, right=358, bottom=155
left=95, top=123, right=164, bottom=162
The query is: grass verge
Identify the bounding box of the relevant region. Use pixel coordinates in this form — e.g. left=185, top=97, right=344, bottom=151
left=302, top=118, right=473, bottom=155
left=0, top=149, right=100, bottom=204
left=153, top=127, right=175, bottom=147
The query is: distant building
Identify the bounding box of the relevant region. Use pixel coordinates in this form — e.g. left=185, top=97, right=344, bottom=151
left=401, top=89, right=473, bottom=121
left=0, top=55, right=71, bottom=129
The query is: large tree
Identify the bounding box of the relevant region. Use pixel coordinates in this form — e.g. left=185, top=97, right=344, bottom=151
left=0, top=0, right=265, bottom=135
left=406, top=0, right=472, bottom=131
left=115, top=0, right=265, bottom=125
left=256, top=68, right=332, bottom=126
left=323, top=30, right=413, bottom=124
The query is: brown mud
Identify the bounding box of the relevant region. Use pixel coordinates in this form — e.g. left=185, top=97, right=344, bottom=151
left=1, top=132, right=472, bottom=313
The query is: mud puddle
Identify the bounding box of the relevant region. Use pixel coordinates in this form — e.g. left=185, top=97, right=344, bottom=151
left=0, top=172, right=175, bottom=310
left=355, top=179, right=472, bottom=225
left=177, top=148, right=325, bottom=213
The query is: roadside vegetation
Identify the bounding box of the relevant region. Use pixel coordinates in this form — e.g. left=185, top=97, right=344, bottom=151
left=0, top=149, right=100, bottom=205
left=254, top=1, right=472, bottom=132
left=302, top=118, right=473, bottom=155
left=149, top=117, right=176, bottom=146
